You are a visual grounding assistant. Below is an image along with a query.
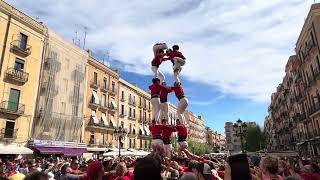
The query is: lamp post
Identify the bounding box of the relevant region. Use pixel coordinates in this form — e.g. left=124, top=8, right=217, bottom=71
left=233, top=119, right=247, bottom=153
left=115, top=126, right=127, bottom=157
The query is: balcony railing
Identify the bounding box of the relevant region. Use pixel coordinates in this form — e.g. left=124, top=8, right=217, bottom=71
left=128, top=100, right=136, bottom=106
left=100, top=85, right=108, bottom=92
left=310, top=102, right=320, bottom=116
left=99, top=104, right=108, bottom=112
left=120, top=96, right=126, bottom=102
left=88, top=101, right=99, bottom=109
left=128, top=116, right=136, bottom=120
left=10, top=40, right=32, bottom=56
left=90, top=80, right=100, bottom=89
left=88, top=120, right=115, bottom=130
left=0, top=101, right=25, bottom=116
left=109, top=88, right=117, bottom=96
left=109, top=107, right=117, bottom=114
left=0, top=128, right=18, bottom=139
left=119, top=112, right=127, bottom=118
left=5, top=68, right=29, bottom=83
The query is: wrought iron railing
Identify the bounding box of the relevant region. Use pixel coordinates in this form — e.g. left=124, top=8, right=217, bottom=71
left=0, top=101, right=25, bottom=115
left=5, top=68, right=29, bottom=83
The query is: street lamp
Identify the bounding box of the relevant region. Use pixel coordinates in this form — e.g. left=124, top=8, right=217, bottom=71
left=114, top=126, right=127, bottom=157
left=233, top=119, right=247, bottom=153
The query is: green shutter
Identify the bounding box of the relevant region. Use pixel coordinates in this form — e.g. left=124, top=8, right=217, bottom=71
left=8, top=89, right=20, bottom=112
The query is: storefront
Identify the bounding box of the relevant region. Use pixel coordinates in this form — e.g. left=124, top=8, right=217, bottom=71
left=29, top=140, right=87, bottom=157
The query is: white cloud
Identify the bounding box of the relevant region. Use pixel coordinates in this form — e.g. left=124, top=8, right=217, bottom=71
left=8, top=0, right=312, bottom=102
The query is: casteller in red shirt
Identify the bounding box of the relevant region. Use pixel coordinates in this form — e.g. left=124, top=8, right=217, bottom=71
left=176, top=123, right=188, bottom=141
left=162, top=124, right=176, bottom=144
left=149, top=123, right=163, bottom=139
left=160, top=84, right=172, bottom=103
left=151, top=54, right=165, bottom=67
left=166, top=50, right=186, bottom=61
left=171, top=84, right=185, bottom=100
left=149, top=79, right=161, bottom=97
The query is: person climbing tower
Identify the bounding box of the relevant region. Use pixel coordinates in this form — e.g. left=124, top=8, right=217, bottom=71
left=171, top=82, right=188, bottom=124
left=149, top=78, right=162, bottom=122
left=151, top=49, right=166, bottom=84
left=159, top=82, right=172, bottom=122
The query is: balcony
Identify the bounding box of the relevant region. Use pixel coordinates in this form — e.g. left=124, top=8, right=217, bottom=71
left=88, top=101, right=99, bottom=109
left=44, top=57, right=61, bottom=72
left=128, top=100, right=136, bottom=106
left=90, top=80, right=100, bottom=89
left=0, top=101, right=25, bottom=116
left=0, top=128, right=17, bottom=139
left=128, top=132, right=136, bottom=138
left=10, top=40, right=32, bottom=57
left=310, top=102, right=320, bottom=117
left=99, top=104, right=108, bottom=112
left=109, top=107, right=117, bottom=114
left=87, top=121, right=115, bottom=131
left=109, top=89, right=117, bottom=96
left=5, top=68, right=29, bottom=84
left=128, top=116, right=136, bottom=121
left=119, top=112, right=127, bottom=118
left=120, top=96, right=126, bottom=102
left=303, top=41, right=317, bottom=61
left=100, top=85, right=108, bottom=93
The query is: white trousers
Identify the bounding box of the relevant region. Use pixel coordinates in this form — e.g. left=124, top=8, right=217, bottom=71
left=151, top=66, right=165, bottom=84
left=173, top=57, right=185, bottom=84
left=163, top=144, right=172, bottom=159
left=178, top=141, right=188, bottom=150
left=177, top=97, right=189, bottom=124
left=160, top=102, right=169, bottom=121
left=151, top=98, right=161, bottom=122
left=152, top=139, right=164, bottom=152
left=153, top=43, right=168, bottom=56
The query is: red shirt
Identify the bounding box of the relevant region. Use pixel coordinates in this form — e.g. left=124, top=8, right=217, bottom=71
left=109, top=172, right=134, bottom=180
left=149, top=124, right=163, bottom=139
left=149, top=83, right=161, bottom=95
left=151, top=54, right=165, bottom=67
left=160, top=86, right=172, bottom=102
left=167, top=51, right=186, bottom=60
left=171, top=86, right=185, bottom=99
left=162, top=125, right=176, bottom=141
left=176, top=124, right=188, bottom=139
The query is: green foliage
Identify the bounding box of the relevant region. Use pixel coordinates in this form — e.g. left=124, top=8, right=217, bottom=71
left=188, top=140, right=212, bottom=155
left=244, top=124, right=266, bottom=152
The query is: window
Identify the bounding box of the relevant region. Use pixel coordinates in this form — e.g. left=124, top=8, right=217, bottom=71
left=133, top=109, right=136, bottom=118
left=103, top=79, right=107, bottom=89
left=90, top=130, right=94, bottom=144
left=133, top=96, right=135, bottom=103
left=129, top=139, right=132, bottom=148
left=14, top=58, right=25, bottom=70
left=129, top=108, right=132, bottom=117
left=129, top=94, right=132, bottom=102
left=4, top=120, right=15, bottom=138
left=102, top=94, right=106, bottom=107
left=144, top=112, right=147, bottom=120
left=121, top=121, right=124, bottom=128
left=310, top=64, right=315, bottom=78
left=234, top=139, right=237, bottom=143
left=139, top=97, right=142, bottom=106
left=112, top=81, right=115, bottom=92
left=311, top=31, right=315, bottom=45
left=8, top=89, right=20, bottom=112
left=121, top=91, right=124, bottom=99
left=317, top=56, right=320, bottom=70
left=121, top=105, right=124, bottom=115
left=94, top=72, right=97, bottom=84
left=129, top=123, right=132, bottom=133
left=19, top=33, right=28, bottom=50
left=140, top=110, right=142, bottom=120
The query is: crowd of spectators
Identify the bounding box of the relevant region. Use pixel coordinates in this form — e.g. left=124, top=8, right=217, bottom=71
left=1, top=150, right=320, bottom=180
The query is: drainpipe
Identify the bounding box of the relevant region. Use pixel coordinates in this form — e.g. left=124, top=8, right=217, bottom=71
left=0, top=14, right=12, bottom=75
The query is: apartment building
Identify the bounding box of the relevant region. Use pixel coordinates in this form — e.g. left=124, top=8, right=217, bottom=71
left=84, top=54, right=119, bottom=154
left=185, top=111, right=206, bottom=144
left=0, top=1, right=46, bottom=153
left=266, top=3, right=320, bottom=157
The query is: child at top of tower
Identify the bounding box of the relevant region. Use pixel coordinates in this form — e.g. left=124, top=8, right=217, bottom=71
left=166, top=45, right=186, bottom=84
left=151, top=49, right=166, bottom=84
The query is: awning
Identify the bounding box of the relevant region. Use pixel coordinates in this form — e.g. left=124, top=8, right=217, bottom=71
left=0, top=145, right=33, bottom=154
left=144, top=126, right=150, bottom=135
left=110, top=115, right=116, bottom=127
left=92, top=90, right=99, bottom=104
left=110, top=99, right=117, bottom=109
left=87, top=147, right=109, bottom=152
left=34, top=147, right=86, bottom=156
left=102, top=113, right=108, bottom=126
left=91, top=110, right=99, bottom=124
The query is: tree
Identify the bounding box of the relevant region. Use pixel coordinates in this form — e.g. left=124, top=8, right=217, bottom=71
left=244, top=124, right=266, bottom=152
left=188, top=140, right=212, bottom=155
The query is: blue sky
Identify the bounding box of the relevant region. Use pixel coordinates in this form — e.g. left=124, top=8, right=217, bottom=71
left=6, top=0, right=315, bottom=134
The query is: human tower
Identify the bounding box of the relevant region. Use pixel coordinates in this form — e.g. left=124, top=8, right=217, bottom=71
left=148, top=43, right=189, bottom=158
